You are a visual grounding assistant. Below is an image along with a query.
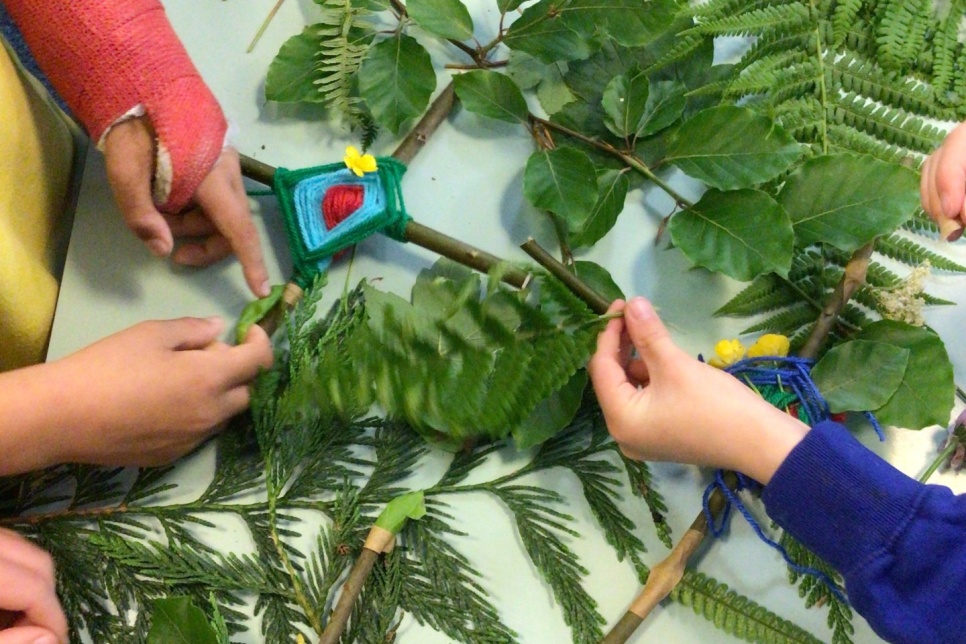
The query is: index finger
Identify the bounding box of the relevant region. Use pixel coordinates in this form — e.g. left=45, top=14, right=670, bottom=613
left=195, top=150, right=270, bottom=297
left=0, top=559, right=67, bottom=642
left=588, top=302, right=638, bottom=408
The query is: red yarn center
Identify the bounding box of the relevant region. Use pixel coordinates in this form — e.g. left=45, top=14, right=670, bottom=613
left=322, top=184, right=365, bottom=230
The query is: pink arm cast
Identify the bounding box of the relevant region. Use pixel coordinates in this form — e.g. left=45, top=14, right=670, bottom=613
left=5, top=0, right=226, bottom=213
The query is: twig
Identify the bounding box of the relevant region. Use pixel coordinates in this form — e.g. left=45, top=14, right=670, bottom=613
left=247, top=0, right=286, bottom=53
left=519, top=237, right=609, bottom=314
left=318, top=548, right=381, bottom=644
left=602, top=244, right=876, bottom=643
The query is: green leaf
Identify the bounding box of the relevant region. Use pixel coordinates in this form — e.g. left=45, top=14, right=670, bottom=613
left=407, top=0, right=474, bottom=41
left=602, top=69, right=650, bottom=139
left=358, top=34, right=437, bottom=133
left=573, top=261, right=625, bottom=302
left=570, top=169, right=630, bottom=247
left=666, top=106, right=804, bottom=190
left=562, top=0, right=679, bottom=48
left=858, top=321, right=955, bottom=429
left=453, top=70, right=530, bottom=124
left=524, top=147, right=599, bottom=222
left=147, top=597, right=220, bottom=644
left=265, top=29, right=325, bottom=103
left=374, top=491, right=427, bottom=535
left=512, top=371, right=587, bottom=449
left=503, top=0, right=592, bottom=64
left=638, top=80, right=687, bottom=137
left=235, top=284, right=285, bottom=344
left=497, top=0, right=526, bottom=11
left=778, top=154, right=920, bottom=252
left=811, top=340, right=910, bottom=413
left=669, top=189, right=794, bottom=281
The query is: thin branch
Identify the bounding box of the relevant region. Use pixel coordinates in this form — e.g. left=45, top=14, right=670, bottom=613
left=247, top=0, right=286, bottom=53
left=520, top=237, right=610, bottom=314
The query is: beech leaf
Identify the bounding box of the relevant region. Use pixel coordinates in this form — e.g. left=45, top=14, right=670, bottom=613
left=637, top=80, right=687, bottom=137
left=265, top=28, right=327, bottom=103
left=778, top=154, right=920, bottom=252
left=561, top=0, right=679, bottom=48
left=669, top=189, right=794, bottom=281
left=512, top=371, right=587, bottom=450
left=666, top=106, right=804, bottom=190
left=857, top=321, right=955, bottom=429
left=570, top=169, right=630, bottom=247
left=523, top=147, right=599, bottom=222
left=358, top=34, right=437, bottom=134
left=147, top=597, right=220, bottom=644
left=602, top=69, right=650, bottom=139
left=503, top=0, right=591, bottom=64
left=811, top=340, right=910, bottom=413
left=407, top=0, right=474, bottom=41
left=453, top=70, right=530, bottom=124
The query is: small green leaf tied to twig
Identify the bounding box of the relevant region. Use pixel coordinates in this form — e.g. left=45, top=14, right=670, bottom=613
left=374, top=490, right=426, bottom=535
left=811, top=340, right=910, bottom=413
left=147, top=597, right=221, bottom=644
left=235, top=283, right=285, bottom=343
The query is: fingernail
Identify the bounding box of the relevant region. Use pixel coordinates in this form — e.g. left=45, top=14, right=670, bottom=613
left=259, top=280, right=271, bottom=298
left=626, top=297, right=653, bottom=321
left=33, top=635, right=57, bottom=644
left=206, top=316, right=224, bottom=331
left=147, top=239, right=169, bottom=257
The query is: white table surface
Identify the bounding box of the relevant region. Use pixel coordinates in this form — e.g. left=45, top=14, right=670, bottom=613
left=46, top=1, right=966, bottom=642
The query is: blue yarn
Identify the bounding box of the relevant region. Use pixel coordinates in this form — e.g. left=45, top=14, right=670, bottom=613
left=699, top=353, right=887, bottom=605
left=292, top=168, right=386, bottom=254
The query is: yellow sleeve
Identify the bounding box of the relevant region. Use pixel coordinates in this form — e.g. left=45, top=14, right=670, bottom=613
left=0, top=40, right=75, bottom=371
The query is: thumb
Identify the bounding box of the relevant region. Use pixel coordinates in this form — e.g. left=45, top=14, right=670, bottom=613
left=623, top=297, right=675, bottom=364
left=161, top=317, right=225, bottom=351
left=0, top=626, right=61, bottom=644
left=103, top=118, right=174, bottom=257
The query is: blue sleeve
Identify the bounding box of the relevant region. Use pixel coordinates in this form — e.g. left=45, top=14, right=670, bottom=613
left=761, top=421, right=966, bottom=644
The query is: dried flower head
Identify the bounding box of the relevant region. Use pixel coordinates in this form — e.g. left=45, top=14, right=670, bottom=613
left=344, top=145, right=377, bottom=177
left=875, top=260, right=930, bottom=327
left=708, top=338, right=745, bottom=368
left=747, top=333, right=790, bottom=358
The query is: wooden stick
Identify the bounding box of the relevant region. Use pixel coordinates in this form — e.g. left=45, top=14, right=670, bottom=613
left=519, top=237, right=609, bottom=314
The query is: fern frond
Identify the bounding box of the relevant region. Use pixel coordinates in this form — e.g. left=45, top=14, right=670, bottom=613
left=831, top=0, right=863, bottom=47
left=874, top=0, right=933, bottom=71
left=688, top=3, right=812, bottom=38
left=877, top=233, right=966, bottom=272
left=831, top=52, right=953, bottom=119
left=715, top=274, right=799, bottom=317
left=902, top=208, right=940, bottom=236
left=742, top=302, right=818, bottom=335
left=313, top=0, right=374, bottom=127
left=829, top=91, right=945, bottom=154
left=672, top=570, right=824, bottom=643
left=779, top=532, right=854, bottom=643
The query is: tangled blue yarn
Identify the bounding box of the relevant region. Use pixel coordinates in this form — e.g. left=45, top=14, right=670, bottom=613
left=699, top=354, right=886, bottom=605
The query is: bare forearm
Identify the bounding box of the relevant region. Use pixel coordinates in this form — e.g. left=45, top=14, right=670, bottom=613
left=0, top=362, right=72, bottom=475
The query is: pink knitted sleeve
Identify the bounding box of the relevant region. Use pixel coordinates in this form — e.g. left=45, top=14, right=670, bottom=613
left=5, top=0, right=227, bottom=213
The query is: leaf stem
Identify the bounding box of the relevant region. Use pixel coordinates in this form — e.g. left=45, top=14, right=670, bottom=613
left=247, top=0, right=286, bottom=53
left=918, top=439, right=958, bottom=483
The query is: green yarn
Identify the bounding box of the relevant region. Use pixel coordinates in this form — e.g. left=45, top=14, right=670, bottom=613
left=759, top=385, right=810, bottom=423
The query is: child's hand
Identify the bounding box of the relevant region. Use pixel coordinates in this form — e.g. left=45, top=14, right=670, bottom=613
left=587, top=298, right=808, bottom=484
left=0, top=529, right=67, bottom=644
left=103, top=117, right=270, bottom=297
left=44, top=317, right=273, bottom=468
left=921, top=121, right=966, bottom=241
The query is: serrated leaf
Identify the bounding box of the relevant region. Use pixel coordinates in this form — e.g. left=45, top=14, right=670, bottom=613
left=573, top=261, right=625, bottom=302
left=503, top=0, right=591, bottom=64
left=147, top=597, right=220, bottom=644
left=407, top=0, right=474, bottom=41
left=524, top=147, right=599, bottom=222
left=666, top=106, right=804, bottom=190
left=570, top=169, right=630, bottom=247
left=858, top=321, right=955, bottom=429
left=265, top=29, right=326, bottom=103
left=512, top=371, right=587, bottom=449
left=358, top=34, right=437, bottom=133
left=669, top=189, right=794, bottom=281
left=811, top=340, right=910, bottom=413
left=561, top=0, right=679, bottom=48
left=602, top=69, right=650, bottom=139
left=453, top=70, right=530, bottom=123
left=638, top=80, right=687, bottom=137
left=778, top=155, right=920, bottom=252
